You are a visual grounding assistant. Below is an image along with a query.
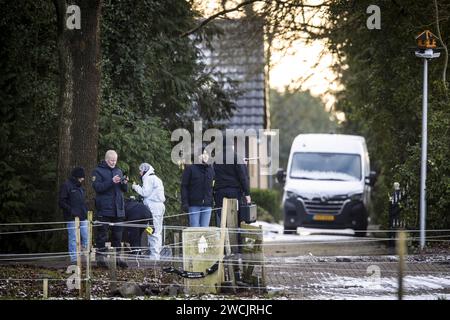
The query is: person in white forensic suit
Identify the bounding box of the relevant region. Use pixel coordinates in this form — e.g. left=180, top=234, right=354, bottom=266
left=132, top=163, right=166, bottom=260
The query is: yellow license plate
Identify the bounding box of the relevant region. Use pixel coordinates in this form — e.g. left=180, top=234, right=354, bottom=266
left=313, top=214, right=335, bottom=221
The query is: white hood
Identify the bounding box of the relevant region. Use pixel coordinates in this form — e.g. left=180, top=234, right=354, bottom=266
left=132, top=167, right=165, bottom=203
left=284, top=178, right=363, bottom=199
left=143, top=165, right=155, bottom=177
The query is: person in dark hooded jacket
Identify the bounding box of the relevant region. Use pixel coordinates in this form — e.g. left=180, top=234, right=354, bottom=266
left=59, top=167, right=88, bottom=263
left=213, top=137, right=251, bottom=226
left=181, top=148, right=214, bottom=227
left=92, top=150, right=128, bottom=268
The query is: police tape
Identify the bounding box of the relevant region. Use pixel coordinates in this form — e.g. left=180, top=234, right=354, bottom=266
left=0, top=207, right=224, bottom=227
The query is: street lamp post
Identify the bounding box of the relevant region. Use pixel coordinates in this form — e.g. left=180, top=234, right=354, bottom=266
left=414, top=30, right=440, bottom=250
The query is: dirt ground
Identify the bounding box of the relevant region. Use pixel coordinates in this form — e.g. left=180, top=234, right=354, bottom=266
left=0, top=262, right=269, bottom=300
left=0, top=264, right=172, bottom=299
left=1, top=242, right=448, bottom=300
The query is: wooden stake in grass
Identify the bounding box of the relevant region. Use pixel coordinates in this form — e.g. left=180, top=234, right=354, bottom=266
left=109, top=248, right=117, bottom=294
left=43, top=278, right=48, bottom=299
left=397, top=231, right=407, bottom=300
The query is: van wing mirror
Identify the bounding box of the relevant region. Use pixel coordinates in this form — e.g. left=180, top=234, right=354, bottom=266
left=276, top=168, right=286, bottom=184
left=365, top=171, right=377, bottom=186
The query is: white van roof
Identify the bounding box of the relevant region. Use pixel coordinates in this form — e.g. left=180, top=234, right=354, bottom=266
left=290, top=134, right=366, bottom=154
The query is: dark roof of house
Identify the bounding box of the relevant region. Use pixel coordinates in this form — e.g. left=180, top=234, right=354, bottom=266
left=199, top=18, right=268, bottom=131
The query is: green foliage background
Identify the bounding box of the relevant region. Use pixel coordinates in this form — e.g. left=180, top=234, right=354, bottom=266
left=0, top=1, right=59, bottom=252
left=251, top=188, right=282, bottom=223
left=0, top=0, right=237, bottom=252
left=327, top=0, right=450, bottom=229
left=270, top=89, right=337, bottom=169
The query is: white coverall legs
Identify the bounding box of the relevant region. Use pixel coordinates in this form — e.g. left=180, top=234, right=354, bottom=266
left=147, top=202, right=165, bottom=260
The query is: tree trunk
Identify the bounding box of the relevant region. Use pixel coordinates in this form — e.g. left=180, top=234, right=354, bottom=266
left=54, top=0, right=102, bottom=214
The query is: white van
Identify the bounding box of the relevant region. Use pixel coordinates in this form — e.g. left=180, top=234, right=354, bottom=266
left=277, top=134, right=376, bottom=236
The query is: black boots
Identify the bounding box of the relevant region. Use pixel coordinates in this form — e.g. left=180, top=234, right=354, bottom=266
left=96, top=256, right=108, bottom=269
left=96, top=255, right=128, bottom=269
left=95, top=249, right=128, bottom=269
left=117, top=259, right=128, bottom=269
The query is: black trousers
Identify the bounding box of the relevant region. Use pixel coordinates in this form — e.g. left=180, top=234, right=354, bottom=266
left=388, top=205, right=402, bottom=247
left=126, top=220, right=150, bottom=250
left=95, top=216, right=125, bottom=252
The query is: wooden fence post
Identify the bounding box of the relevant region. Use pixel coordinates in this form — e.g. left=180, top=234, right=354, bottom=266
left=75, top=217, right=83, bottom=298
left=109, top=248, right=117, bottom=294
left=397, top=231, right=407, bottom=300
left=240, top=222, right=265, bottom=288
left=43, top=278, right=48, bottom=299
left=226, top=198, right=239, bottom=254
left=85, top=211, right=93, bottom=300
left=217, top=198, right=231, bottom=284
left=174, top=231, right=180, bottom=269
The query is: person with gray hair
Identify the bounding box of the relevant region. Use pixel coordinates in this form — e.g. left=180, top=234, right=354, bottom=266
left=92, top=149, right=129, bottom=268
left=132, top=163, right=165, bottom=260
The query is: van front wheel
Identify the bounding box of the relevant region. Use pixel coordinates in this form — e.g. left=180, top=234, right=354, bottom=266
left=354, top=229, right=367, bottom=237
left=354, top=218, right=368, bottom=237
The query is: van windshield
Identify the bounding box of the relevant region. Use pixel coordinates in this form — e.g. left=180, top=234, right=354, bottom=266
left=290, top=152, right=361, bottom=181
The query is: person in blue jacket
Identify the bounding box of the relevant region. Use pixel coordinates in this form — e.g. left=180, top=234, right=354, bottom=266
left=58, top=167, right=88, bottom=264
left=92, top=150, right=128, bottom=268
left=181, top=148, right=214, bottom=227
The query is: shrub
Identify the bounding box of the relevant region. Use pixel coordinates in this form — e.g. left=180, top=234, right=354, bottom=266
left=251, top=188, right=282, bottom=223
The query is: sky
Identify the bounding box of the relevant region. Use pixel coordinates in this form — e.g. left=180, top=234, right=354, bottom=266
left=269, top=39, right=339, bottom=112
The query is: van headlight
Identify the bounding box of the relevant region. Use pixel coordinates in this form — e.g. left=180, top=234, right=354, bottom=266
left=350, top=193, right=363, bottom=201
left=286, top=191, right=297, bottom=199
left=286, top=191, right=308, bottom=200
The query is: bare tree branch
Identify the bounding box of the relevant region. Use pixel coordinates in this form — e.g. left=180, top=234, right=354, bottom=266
left=181, top=0, right=261, bottom=38
left=272, top=0, right=331, bottom=9
left=182, top=0, right=331, bottom=38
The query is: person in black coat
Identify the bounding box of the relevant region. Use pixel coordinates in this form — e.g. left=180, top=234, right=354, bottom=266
left=124, top=197, right=152, bottom=251
left=213, top=138, right=251, bottom=226
left=58, top=167, right=88, bottom=263
left=388, top=182, right=406, bottom=247
left=92, top=150, right=128, bottom=268
left=181, top=149, right=214, bottom=227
